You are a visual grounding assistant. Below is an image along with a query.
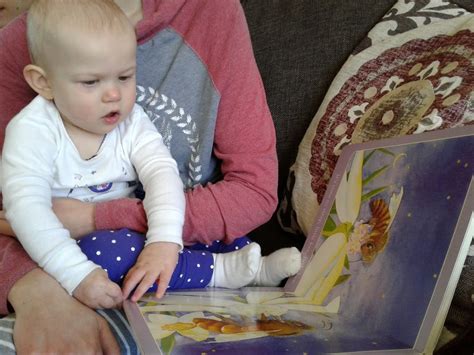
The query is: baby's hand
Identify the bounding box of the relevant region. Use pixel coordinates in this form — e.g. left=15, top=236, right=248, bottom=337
left=122, top=242, right=180, bottom=302
left=73, top=268, right=123, bottom=309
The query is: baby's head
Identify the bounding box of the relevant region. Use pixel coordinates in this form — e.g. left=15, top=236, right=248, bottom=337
left=24, top=0, right=137, bottom=136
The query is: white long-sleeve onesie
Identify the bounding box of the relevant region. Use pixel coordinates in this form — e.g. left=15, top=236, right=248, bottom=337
left=2, top=96, right=185, bottom=294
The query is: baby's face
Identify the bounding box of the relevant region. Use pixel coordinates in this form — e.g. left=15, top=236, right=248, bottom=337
left=0, top=0, right=33, bottom=28
left=45, top=27, right=137, bottom=137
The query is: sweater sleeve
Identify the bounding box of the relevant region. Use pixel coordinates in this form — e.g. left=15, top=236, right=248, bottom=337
left=96, top=0, right=278, bottom=246
left=127, top=107, right=185, bottom=248
left=95, top=197, right=148, bottom=233
left=0, top=15, right=46, bottom=314
left=2, top=109, right=99, bottom=295
left=176, top=0, right=278, bottom=245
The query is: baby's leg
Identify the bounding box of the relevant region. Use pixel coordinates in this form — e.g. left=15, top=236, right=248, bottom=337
left=162, top=244, right=261, bottom=290
left=190, top=236, right=302, bottom=287
left=78, top=229, right=144, bottom=284
left=167, top=249, right=214, bottom=288
left=79, top=231, right=299, bottom=292
left=183, top=240, right=302, bottom=288
left=205, top=243, right=301, bottom=288
left=170, top=242, right=295, bottom=290
left=78, top=229, right=216, bottom=290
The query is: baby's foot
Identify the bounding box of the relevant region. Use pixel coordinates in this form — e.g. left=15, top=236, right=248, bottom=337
left=253, top=247, right=301, bottom=286
left=73, top=268, right=123, bottom=309
left=210, top=243, right=261, bottom=288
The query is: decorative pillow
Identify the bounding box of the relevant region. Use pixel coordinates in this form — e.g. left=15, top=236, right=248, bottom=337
left=278, top=0, right=473, bottom=236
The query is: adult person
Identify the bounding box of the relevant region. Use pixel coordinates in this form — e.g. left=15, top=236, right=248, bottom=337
left=0, top=0, right=278, bottom=353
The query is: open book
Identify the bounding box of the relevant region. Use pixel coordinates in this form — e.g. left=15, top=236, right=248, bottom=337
left=124, top=126, right=474, bottom=354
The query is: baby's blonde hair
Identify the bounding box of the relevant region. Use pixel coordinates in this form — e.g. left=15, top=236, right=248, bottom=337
left=27, top=0, right=134, bottom=67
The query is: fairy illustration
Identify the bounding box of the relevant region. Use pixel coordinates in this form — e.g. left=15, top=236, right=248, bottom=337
left=292, top=148, right=404, bottom=304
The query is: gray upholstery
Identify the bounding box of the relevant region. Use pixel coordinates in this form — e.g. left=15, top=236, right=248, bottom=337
left=241, top=0, right=396, bottom=196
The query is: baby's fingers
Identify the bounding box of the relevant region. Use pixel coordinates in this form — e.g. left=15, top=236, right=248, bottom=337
left=122, top=268, right=145, bottom=300
left=155, top=269, right=172, bottom=299
left=131, top=273, right=157, bottom=302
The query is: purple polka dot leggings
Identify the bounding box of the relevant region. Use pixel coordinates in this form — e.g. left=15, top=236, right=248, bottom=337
left=77, top=229, right=252, bottom=292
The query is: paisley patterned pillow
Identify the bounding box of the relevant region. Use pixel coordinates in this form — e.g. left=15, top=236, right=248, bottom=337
left=278, top=0, right=473, bottom=236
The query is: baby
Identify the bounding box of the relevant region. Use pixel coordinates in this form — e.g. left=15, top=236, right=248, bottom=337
left=2, top=0, right=301, bottom=308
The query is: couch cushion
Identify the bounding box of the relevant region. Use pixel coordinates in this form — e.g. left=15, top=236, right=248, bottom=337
left=278, top=0, right=474, bottom=237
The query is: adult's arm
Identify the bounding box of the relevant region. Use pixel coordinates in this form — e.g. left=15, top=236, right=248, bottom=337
left=96, top=0, right=278, bottom=246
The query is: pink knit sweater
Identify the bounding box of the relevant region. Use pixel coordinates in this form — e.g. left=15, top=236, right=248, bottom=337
left=0, top=0, right=277, bottom=314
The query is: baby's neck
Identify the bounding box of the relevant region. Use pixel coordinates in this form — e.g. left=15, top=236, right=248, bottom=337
left=64, top=125, right=106, bottom=161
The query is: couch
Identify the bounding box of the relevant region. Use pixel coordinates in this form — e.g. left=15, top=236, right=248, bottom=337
left=241, top=0, right=474, bottom=353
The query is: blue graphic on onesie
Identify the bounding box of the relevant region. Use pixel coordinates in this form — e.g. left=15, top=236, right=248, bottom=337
left=88, top=183, right=113, bottom=193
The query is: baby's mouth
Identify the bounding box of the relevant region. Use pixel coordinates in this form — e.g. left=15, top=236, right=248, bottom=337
left=103, top=111, right=120, bottom=124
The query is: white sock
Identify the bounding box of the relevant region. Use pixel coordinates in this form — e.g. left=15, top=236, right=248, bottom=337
left=252, top=247, right=301, bottom=286
left=210, top=243, right=261, bottom=289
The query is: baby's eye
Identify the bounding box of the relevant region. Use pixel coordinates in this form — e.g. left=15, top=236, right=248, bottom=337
left=81, top=80, right=98, bottom=86
left=118, top=75, right=131, bottom=82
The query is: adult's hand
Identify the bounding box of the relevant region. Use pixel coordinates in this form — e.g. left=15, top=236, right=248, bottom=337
left=52, top=198, right=96, bottom=238
left=8, top=268, right=120, bottom=354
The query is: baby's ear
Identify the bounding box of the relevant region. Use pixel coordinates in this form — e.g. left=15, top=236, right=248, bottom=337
left=23, top=64, right=54, bottom=100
